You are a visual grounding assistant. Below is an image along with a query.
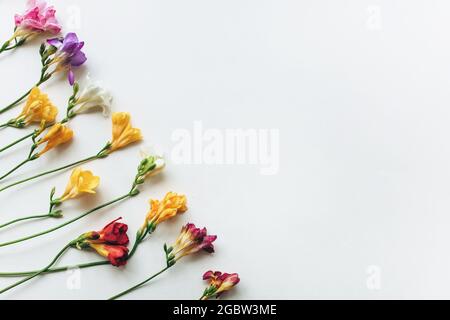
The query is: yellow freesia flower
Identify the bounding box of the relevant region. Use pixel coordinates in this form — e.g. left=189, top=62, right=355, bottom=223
left=109, top=112, right=143, bottom=152
left=37, top=123, right=74, bottom=156
left=143, top=192, right=188, bottom=230
left=59, top=167, right=100, bottom=202
left=14, top=87, right=58, bottom=126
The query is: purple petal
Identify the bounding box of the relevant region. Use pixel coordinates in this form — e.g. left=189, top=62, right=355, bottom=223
left=70, top=51, right=87, bottom=67
left=63, top=32, right=79, bottom=44
left=47, top=37, right=62, bottom=47
left=68, top=69, right=75, bottom=86
left=62, top=32, right=80, bottom=52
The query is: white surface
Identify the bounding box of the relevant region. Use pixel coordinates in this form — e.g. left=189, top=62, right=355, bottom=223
left=1, top=0, right=450, bottom=300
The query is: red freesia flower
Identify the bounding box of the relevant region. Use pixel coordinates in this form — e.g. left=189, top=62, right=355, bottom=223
left=97, top=217, right=129, bottom=245
left=89, top=243, right=129, bottom=267
left=73, top=218, right=130, bottom=267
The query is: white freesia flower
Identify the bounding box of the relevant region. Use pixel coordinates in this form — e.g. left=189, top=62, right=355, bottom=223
left=73, top=76, right=113, bottom=117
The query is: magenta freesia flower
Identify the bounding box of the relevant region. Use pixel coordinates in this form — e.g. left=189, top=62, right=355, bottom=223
left=201, top=271, right=240, bottom=300
left=170, top=223, right=217, bottom=260
left=47, top=33, right=87, bottom=85
left=15, top=0, right=61, bottom=35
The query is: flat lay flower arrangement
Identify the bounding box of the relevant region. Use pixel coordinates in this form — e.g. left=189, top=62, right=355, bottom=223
left=0, top=1, right=240, bottom=300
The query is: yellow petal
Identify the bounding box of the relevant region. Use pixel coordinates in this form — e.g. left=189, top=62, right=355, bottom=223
left=59, top=167, right=100, bottom=202
left=110, top=112, right=143, bottom=152
left=144, top=192, right=188, bottom=227
left=37, top=123, right=73, bottom=156
left=15, top=87, right=58, bottom=126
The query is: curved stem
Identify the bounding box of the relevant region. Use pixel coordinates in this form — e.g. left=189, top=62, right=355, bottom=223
left=109, top=266, right=171, bottom=300
left=0, top=235, right=146, bottom=277
left=2, top=42, right=22, bottom=52
left=0, top=158, right=30, bottom=181
left=0, top=244, right=70, bottom=295
left=0, top=131, right=34, bottom=154
left=0, top=155, right=98, bottom=193
left=0, top=260, right=110, bottom=278
left=0, top=193, right=130, bottom=248
left=0, top=213, right=50, bottom=230
left=0, top=36, right=26, bottom=54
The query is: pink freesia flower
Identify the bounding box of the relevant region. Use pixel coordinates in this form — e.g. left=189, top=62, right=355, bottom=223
left=201, top=270, right=240, bottom=299
left=14, top=0, right=61, bottom=35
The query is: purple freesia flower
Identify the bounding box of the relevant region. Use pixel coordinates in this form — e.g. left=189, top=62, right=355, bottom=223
left=47, top=32, right=87, bottom=85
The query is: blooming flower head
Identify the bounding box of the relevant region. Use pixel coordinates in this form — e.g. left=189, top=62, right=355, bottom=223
left=14, top=0, right=61, bottom=36
left=95, top=218, right=130, bottom=245
left=47, top=33, right=87, bottom=85
left=88, top=243, right=129, bottom=267
left=201, top=271, right=240, bottom=300
left=71, top=76, right=112, bottom=117
left=141, top=192, right=187, bottom=233
left=109, top=112, right=143, bottom=152
left=36, top=122, right=73, bottom=156
left=72, top=219, right=130, bottom=266
left=13, top=87, right=58, bottom=127
left=56, top=167, right=100, bottom=203
left=169, top=223, right=217, bottom=261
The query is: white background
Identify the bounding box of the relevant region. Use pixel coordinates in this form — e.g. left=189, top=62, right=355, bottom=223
left=1, top=0, right=450, bottom=300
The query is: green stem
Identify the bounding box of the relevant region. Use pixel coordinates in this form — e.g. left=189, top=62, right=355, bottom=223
left=0, top=118, right=67, bottom=155
left=0, top=260, right=110, bottom=278
left=0, top=36, right=26, bottom=54
left=0, top=233, right=147, bottom=278
left=0, top=244, right=70, bottom=295
left=109, top=265, right=171, bottom=300
left=0, top=88, right=34, bottom=116
left=128, top=241, right=140, bottom=260
left=2, top=42, right=22, bottom=52
left=0, top=213, right=50, bottom=229
left=0, top=72, right=48, bottom=116
left=0, top=155, right=98, bottom=193
left=0, top=193, right=130, bottom=248
left=0, top=131, right=34, bottom=153
left=0, top=158, right=31, bottom=181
